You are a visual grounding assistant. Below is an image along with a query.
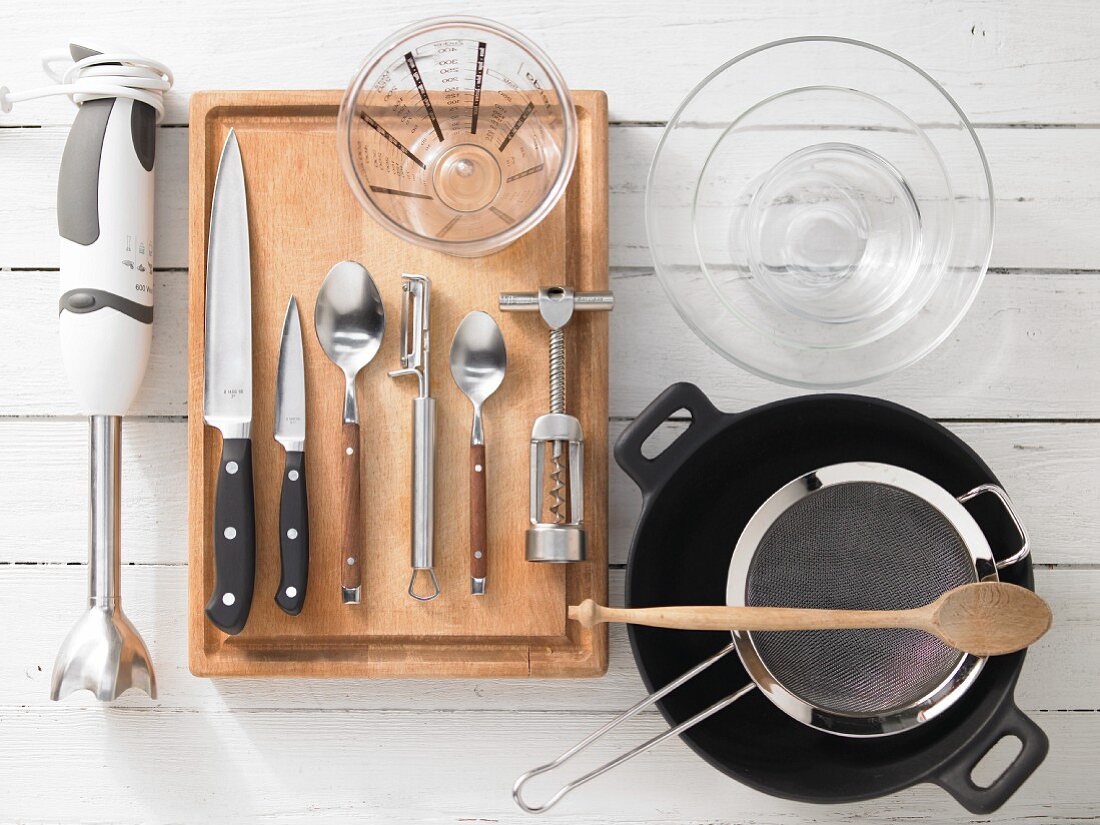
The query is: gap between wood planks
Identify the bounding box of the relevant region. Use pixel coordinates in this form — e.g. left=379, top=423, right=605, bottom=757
left=601, top=563, right=1096, bottom=571
left=12, top=413, right=1098, bottom=427
left=0, top=712, right=1091, bottom=717
left=2, top=560, right=1094, bottom=570
left=6, top=121, right=1100, bottom=129
left=8, top=266, right=1098, bottom=275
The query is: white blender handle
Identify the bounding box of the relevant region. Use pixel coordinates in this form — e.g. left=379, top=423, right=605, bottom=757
left=3, top=42, right=170, bottom=415
left=57, top=46, right=157, bottom=415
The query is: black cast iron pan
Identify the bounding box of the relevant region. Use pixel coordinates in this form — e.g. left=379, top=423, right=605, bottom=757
left=616, top=383, right=1048, bottom=814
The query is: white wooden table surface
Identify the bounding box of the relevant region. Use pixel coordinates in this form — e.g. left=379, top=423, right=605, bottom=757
left=2, top=1, right=1097, bottom=822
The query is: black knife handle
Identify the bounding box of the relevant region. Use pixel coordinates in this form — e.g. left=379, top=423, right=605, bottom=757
left=205, top=438, right=256, bottom=635
left=276, top=450, right=308, bottom=615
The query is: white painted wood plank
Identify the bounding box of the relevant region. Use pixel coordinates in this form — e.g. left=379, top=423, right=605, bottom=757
left=609, top=269, right=1100, bottom=419
left=5, top=565, right=643, bottom=712
left=1, top=567, right=1091, bottom=713
left=0, top=419, right=188, bottom=565
left=1, top=1, right=1098, bottom=126
left=0, top=128, right=191, bottom=271
left=1, top=126, right=1098, bottom=270
left=3, top=419, right=1095, bottom=566
left=608, top=126, right=1100, bottom=270
left=0, top=270, right=188, bottom=417
left=4, top=268, right=1094, bottom=418
left=0, top=702, right=1085, bottom=823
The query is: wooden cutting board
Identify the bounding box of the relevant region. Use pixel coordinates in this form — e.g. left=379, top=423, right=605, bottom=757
left=187, top=90, right=608, bottom=677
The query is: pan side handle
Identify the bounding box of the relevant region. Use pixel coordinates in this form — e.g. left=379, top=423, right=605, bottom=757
left=614, top=382, right=725, bottom=495
left=930, top=701, right=1049, bottom=815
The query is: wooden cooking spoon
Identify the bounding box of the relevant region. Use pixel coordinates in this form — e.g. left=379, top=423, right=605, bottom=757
left=570, top=582, right=1052, bottom=657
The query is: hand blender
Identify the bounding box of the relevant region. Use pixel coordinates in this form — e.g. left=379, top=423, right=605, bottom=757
left=2, top=43, right=173, bottom=700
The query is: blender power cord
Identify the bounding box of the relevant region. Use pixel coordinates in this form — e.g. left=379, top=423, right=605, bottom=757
left=1, top=48, right=173, bottom=119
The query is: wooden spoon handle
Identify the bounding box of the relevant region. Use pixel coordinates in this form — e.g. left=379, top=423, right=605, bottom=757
left=470, top=443, right=488, bottom=592
left=341, top=421, right=362, bottom=604
left=569, top=600, right=924, bottom=632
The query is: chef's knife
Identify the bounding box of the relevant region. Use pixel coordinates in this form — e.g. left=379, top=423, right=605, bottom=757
left=202, top=129, right=255, bottom=635
left=274, top=296, right=308, bottom=615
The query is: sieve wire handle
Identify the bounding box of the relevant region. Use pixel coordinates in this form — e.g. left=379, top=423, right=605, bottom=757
left=958, top=484, right=1031, bottom=569
left=615, top=382, right=724, bottom=494
left=512, top=642, right=747, bottom=814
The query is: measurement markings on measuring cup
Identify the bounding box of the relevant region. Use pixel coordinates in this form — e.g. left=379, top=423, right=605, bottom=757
left=359, top=113, right=426, bottom=169
left=404, top=52, right=444, bottom=142
left=498, top=102, right=535, bottom=151
left=437, top=216, right=461, bottom=238
left=506, top=163, right=545, bottom=183
left=471, top=41, right=486, bottom=134
left=369, top=186, right=434, bottom=200
left=489, top=206, right=515, bottom=225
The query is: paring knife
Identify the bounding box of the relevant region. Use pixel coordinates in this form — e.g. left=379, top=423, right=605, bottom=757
left=202, top=129, right=255, bottom=635
left=274, top=296, right=308, bottom=615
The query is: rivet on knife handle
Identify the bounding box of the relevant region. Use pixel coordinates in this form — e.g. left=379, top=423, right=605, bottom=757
left=205, top=438, right=256, bottom=634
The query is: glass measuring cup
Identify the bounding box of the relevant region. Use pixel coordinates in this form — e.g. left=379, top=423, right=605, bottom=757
left=338, top=17, right=577, bottom=257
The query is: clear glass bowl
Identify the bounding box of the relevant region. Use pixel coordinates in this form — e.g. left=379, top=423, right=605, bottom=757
left=338, top=16, right=577, bottom=257
left=646, top=37, right=994, bottom=387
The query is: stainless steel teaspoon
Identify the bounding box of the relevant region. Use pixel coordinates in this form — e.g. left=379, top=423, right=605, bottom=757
left=449, top=311, right=507, bottom=595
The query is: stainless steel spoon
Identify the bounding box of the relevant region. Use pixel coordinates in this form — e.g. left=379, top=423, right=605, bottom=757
left=449, top=311, right=507, bottom=595
left=314, top=261, right=385, bottom=605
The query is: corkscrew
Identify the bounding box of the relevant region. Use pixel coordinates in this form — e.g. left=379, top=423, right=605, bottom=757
left=499, top=287, right=614, bottom=563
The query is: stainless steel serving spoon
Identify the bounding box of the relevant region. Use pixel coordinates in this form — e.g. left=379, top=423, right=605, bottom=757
left=314, top=261, right=385, bottom=605
left=449, top=311, right=507, bottom=595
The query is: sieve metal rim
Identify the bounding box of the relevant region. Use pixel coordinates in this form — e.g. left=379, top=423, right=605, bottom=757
left=726, top=462, right=998, bottom=738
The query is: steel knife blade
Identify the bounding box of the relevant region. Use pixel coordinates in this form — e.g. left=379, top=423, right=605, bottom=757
left=274, top=296, right=308, bottom=615
left=274, top=296, right=306, bottom=452
left=202, top=129, right=255, bottom=635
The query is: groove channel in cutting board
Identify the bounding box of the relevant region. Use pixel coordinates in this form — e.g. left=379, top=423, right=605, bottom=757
left=187, top=90, right=608, bottom=677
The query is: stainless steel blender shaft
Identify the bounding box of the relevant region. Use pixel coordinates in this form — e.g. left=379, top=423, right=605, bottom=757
left=90, top=415, right=122, bottom=608
left=51, top=415, right=156, bottom=701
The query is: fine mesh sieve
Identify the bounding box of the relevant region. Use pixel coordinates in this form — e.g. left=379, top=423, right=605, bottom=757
left=744, top=481, right=977, bottom=716
left=728, top=462, right=1004, bottom=736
